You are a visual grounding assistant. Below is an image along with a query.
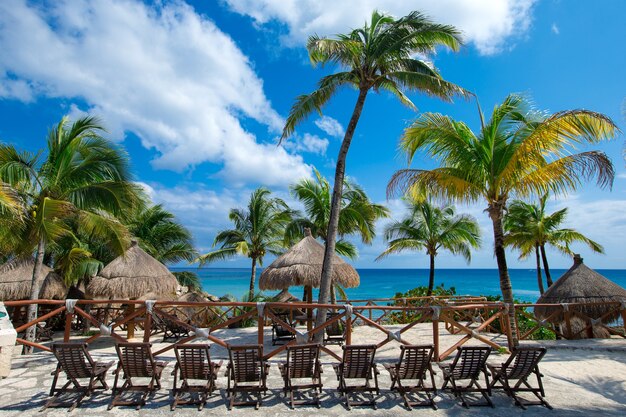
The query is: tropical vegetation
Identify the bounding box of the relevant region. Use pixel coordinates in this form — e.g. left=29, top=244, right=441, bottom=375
left=377, top=199, right=481, bottom=295
left=282, top=9, right=469, bottom=333
left=388, top=93, right=617, bottom=345
left=195, top=187, right=295, bottom=296
left=0, top=116, right=142, bottom=347
left=504, top=194, right=603, bottom=294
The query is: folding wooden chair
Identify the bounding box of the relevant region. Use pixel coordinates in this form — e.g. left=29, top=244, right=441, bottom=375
left=271, top=313, right=296, bottom=345
left=384, top=344, right=438, bottom=410
left=488, top=346, right=552, bottom=409
left=153, top=314, right=191, bottom=342
left=108, top=342, right=167, bottom=410
left=332, top=344, right=380, bottom=410
left=225, top=345, right=270, bottom=410
left=440, top=346, right=493, bottom=408
left=278, top=343, right=323, bottom=408
left=171, top=344, right=223, bottom=410
left=324, top=313, right=345, bottom=345
left=43, top=343, right=114, bottom=411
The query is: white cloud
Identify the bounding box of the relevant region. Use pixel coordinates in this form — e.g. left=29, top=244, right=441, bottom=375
left=551, top=23, right=560, bottom=35
left=0, top=0, right=311, bottom=186
left=224, top=0, right=537, bottom=55
left=283, top=133, right=329, bottom=155
left=315, top=116, right=345, bottom=138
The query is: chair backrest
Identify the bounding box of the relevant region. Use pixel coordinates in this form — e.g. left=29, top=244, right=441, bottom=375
left=286, top=343, right=320, bottom=379
left=326, top=313, right=344, bottom=337
left=52, top=343, right=95, bottom=379
left=229, top=345, right=264, bottom=382
left=505, top=347, right=546, bottom=379
left=273, top=314, right=292, bottom=336
left=341, top=344, right=377, bottom=379
left=397, top=344, right=433, bottom=380
left=451, top=346, right=491, bottom=379
left=115, top=342, right=157, bottom=378
left=175, top=344, right=212, bottom=381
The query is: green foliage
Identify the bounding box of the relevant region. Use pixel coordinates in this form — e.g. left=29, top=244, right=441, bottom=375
left=173, top=271, right=202, bottom=293
left=231, top=292, right=272, bottom=328
left=128, top=204, right=197, bottom=264
left=285, top=168, right=389, bottom=259
left=387, top=284, right=456, bottom=324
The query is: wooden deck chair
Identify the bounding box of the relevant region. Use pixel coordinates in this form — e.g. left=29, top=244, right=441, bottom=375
left=384, top=344, right=438, bottom=410
left=225, top=345, right=270, bottom=410
left=488, top=346, right=552, bottom=409
left=324, top=313, right=345, bottom=345
left=332, top=344, right=380, bottom=410
left=440, top=346, right=493, bottom=408
left=171, top=344, right=223, bottom=410
left=271, top=313, right=295, bottom=345
left=278, top=343, right=323, bottom=408
left=153, top=313, right=191, bottom=342
left=108, top=342, right=167, bottom=410
left=43, top=343, right=114, bottom=411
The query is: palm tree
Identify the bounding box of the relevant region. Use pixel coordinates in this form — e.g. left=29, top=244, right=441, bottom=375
left=504, top=194, right=603, bottom=294
left=388, top=94, right=617, bottom=345
left=377, top=199, right=480, bottom=295
left=196, top=188, right=295, bottom=296
left=282, top=10, right=468, bottom=330
left=286, top=169, right=389, bottom=302
left=173, top=271, right=202, bottom=293
left=285, top=169, right=389, bottom=259
left=127, top=204, right=197, bottom=264
left=0, top=116, right=141, bottom=346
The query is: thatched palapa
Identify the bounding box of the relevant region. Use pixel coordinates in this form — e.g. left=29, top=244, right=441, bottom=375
left=86, top=241, right=178, bottom=300
left=534, top=254, right=626, bottom=325
left=259, top=229, right=359, bottom=290
left=0, top=258, right=67, bottom=301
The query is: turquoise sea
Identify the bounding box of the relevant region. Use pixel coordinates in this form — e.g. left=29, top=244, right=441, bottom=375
left=172, top=268, right=626, bottom=303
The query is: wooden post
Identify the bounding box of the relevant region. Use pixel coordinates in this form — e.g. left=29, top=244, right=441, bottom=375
left=64, top=309, right=72, bottom=342
left=620, top=303, right=626, bottom=336
left=432, top=310, right=440, bottom=362
left=504, top=305, right=514, bottom=350
left=127, top=304, right=135, bottom=339
left=586, top=319, right=594, bottom=338
left=143, top=310, right=152, bottom=343
left=306, top=286, right=313, bottom=332
left=257, top=304, right=264, bottom=346
left=402, top=298, right=407, bottom=323
left=345, top=307, right=352, bottom=345
left=564, top=309, right=572, bottom=339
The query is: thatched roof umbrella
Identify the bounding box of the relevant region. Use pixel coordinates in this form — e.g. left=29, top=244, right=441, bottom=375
left=535, top=254, right=626, bottom=326
left=0, top=258, right=67, bottom=301
left=259, top=229, right=359, bottom=294
left=87, top=241, right=178, bottom=300
left=259, top=229, right=359, bottom=329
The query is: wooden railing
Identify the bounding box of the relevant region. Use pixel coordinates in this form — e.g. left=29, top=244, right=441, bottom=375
left=4, top=298, right=625, bottom=362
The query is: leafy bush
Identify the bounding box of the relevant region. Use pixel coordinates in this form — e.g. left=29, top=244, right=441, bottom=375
left=386, top=284, right=456, bottom=324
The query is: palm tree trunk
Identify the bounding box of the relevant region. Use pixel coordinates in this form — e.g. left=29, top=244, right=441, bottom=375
left=540, top=245, right=553, bottom=287
left=315, top=87, right=369, bottom=340
left=25, top=236, right=46, bottom=353
left=427, top=253, right=435, bottom=296
left=488, top=203, right=519, bottom=347
left=535, top=244, right=545, bottom=294
left=249, top=257, right=257, bottom=297
left=330, top=281, right=336, bottom=304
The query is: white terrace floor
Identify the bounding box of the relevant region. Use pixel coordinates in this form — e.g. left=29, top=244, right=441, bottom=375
left=1, top=323, right=625, bottom=416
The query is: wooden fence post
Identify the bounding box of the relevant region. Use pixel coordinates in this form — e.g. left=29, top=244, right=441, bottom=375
left=127, top=304, right=135, bottom=339
left=257, top=304, right=264, bottom=346
left=143, top=311, right=152, bottom=343
left=64, top=308, right=72, bottom=342
left=345, top=306, right=352, bottom=345
left=432, top=307, right=440, bottom=361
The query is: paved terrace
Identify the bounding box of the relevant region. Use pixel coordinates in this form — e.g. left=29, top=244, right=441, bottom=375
left=0, top=324, right=625, bottom=416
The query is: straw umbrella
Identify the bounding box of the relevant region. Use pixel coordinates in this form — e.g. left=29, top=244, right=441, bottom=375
left=259, top=228, right=359, bottom=329
left=86, top=241, right=178, bottom=338
left=0, top=258, right=67, bottom=301
left=86, top=241, right=178, bottom=300
left=534, top=254, right=626, bottom=338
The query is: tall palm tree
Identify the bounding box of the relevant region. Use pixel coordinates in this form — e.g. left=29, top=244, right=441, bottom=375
left=0, top=116, right=141, bottom=346
left=388, top=94, right=617, bottom=345
left=196, top=188, right=295, bottom=296
left=282, top=10, right=468, bottom=331
left=377, top=199, right=480, bottom=295
left=285, top=169, right=389, bottom=259
left=504, top=194, right=603, bottom=294
left=127, top=204, right=197, bottom=264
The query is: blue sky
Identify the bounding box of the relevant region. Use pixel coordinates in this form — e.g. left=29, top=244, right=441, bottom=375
left=1, top=0, right=625, bottom=270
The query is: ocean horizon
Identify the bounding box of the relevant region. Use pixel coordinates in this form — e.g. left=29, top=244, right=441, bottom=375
left=172, top=267, right=626, bottom=303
